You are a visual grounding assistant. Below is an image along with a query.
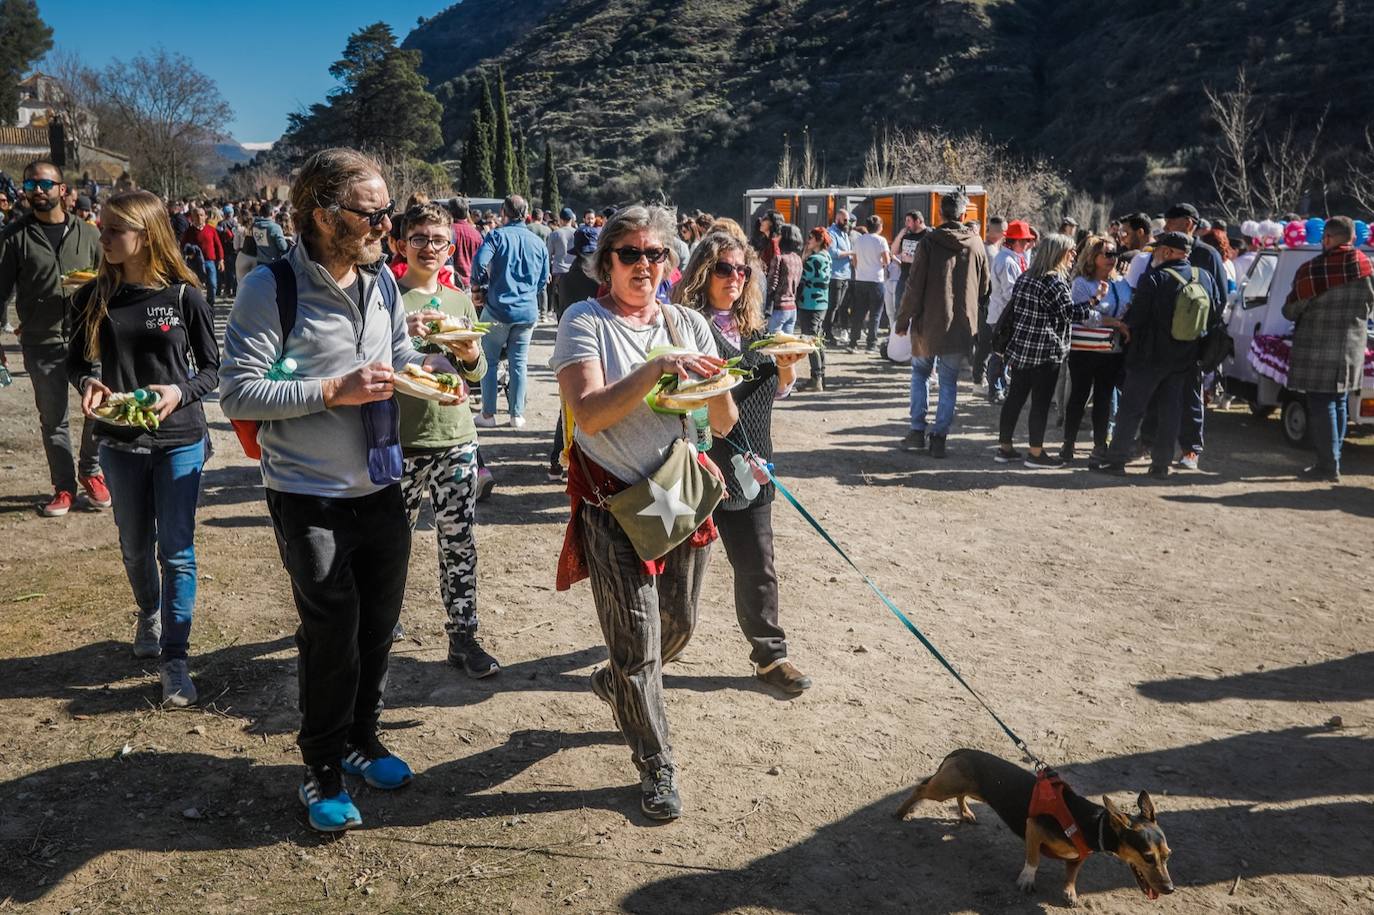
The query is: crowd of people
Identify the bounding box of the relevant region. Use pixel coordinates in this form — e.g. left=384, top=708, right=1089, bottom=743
left=0, top=148, right=1370, bottom=831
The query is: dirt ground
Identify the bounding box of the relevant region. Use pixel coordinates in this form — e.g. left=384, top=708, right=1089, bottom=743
left=1, top=325, right=1372, bottom=915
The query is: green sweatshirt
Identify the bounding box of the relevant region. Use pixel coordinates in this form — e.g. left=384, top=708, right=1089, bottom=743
left=0, top=213, right=102, bottom=346
left=398, top=283, right=487, bottom=450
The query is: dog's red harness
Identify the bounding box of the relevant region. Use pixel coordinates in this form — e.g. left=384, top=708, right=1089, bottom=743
left=1028, top=770, right=1093, bottom=861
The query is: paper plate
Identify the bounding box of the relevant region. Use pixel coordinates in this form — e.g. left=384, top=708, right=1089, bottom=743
left=393, top=373, right=466, bottom=404
left=656, top=374, right=743, bottom=408
left=428, top=330, right=487, bottom=344
left=92, top=393, right=146, bottom=427
left=754, top=343, right=819, bottom=356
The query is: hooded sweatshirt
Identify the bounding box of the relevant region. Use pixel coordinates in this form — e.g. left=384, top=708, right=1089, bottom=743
left=0, top=212, right=101, bottom=346
left=894, top=221, right=991, bottom=359
left=219, top=245, right=425, bottom=498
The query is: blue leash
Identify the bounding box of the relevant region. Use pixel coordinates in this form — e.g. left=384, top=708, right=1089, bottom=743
left=721, top=426, right=1045, bottom=768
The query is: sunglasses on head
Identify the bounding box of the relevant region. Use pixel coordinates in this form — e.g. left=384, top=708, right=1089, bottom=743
left=712, top=262, right=752, bottom=281
left=336, top=200, right=395, bottom=228
left=23, top=178, right=58, bottom=192
left=612, top=246, right=670, bottom=265
left=406, top=234, right=451, bottom=251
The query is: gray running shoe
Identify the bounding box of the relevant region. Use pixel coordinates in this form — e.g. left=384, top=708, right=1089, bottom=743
left=640, top=764, right=682, bottom=821
left=133, top=612, right=162, bottom=659
left=160, top=659, right=197, bottom=707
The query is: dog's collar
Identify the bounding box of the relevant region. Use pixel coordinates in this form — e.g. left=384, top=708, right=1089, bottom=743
left=1094, top=809, right=1119, bottom=854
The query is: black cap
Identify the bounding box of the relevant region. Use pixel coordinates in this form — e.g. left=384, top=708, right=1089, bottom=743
left=1154, top=231, right=1193, bottom=252
left=75, top=195, right=92, bottom=210
left=1164, top=203, right=1200, bottom=222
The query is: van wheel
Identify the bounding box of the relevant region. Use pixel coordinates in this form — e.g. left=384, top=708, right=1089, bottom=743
left=1280, top=399, right=1310, bottom=448
left=1249, top=403, right=1275, bottom=419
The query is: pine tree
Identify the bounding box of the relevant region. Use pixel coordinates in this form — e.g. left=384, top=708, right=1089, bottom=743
left=0, top=0, right=54, bottom=125
left=513, top=130, right=530, bottom=199
left=542, top=142, right=560, bottom=215
left=493, top=65, right=515, bottom=196
left=461, top=105, right=494, bottom=197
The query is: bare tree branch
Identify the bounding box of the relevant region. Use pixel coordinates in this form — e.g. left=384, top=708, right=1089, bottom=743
left=1257, top=107, right=1327, bottom=216
left=1347, top=126, right=1374, bottom=214
left=1204, top=66, right=1260, bottom=222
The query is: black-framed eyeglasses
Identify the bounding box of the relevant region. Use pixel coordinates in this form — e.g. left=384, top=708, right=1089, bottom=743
left=712, top=262, right=752, bottom=281
left=1099, top=247, right=1119, bottom=257
left=22, top=178, right=58, bottom=192
left=335, top=200, right=395, bottom=228
left=612, top=246, right=670, bottom=265
left=406, top=234, right=452, bottom=251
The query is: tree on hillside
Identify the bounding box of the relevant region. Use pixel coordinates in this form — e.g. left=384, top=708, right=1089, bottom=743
left=514, top=129, right=531, bottom=199
left=460, top=104, right=494, bottom=197
left=1205, top=68, right=1261, bottom=222
left=86, top=49, right=232, bottom=198
left=0, top=0, right=52, bottom=125
left=542, top=142, right=560, bottom=214
left=284, top=23, right=441, bottom=159
left=493, top=66, right=515, bottom=196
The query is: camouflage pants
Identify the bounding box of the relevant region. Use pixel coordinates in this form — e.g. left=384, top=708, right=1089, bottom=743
left=401, top=442, right=480, bottom=635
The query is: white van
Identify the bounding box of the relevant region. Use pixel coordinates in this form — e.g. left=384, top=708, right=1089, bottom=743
left=1222, top=244, right=1374, bottom=447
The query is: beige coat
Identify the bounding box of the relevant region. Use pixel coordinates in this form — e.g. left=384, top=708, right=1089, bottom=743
left=895, top=223, right=991, bottom=359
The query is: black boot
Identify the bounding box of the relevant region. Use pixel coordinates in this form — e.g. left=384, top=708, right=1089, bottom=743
left=929, top=434, right=947, bottom=459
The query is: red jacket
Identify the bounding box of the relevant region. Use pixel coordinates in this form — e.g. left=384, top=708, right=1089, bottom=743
left=181, top=224, right=223, bottom=263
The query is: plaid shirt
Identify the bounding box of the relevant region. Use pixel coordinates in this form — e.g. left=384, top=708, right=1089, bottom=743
left=1287, top=245, right=1373, bottom=304
left=1004, top=273, right=1093, bottom=369
left=1281, top=276, right=1374, bottom=392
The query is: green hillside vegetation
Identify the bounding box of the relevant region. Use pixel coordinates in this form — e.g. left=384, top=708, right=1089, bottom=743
left=404, top=0, right=1374, bottom=218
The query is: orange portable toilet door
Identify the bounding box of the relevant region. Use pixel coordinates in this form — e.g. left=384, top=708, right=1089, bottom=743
left=873, top=196, right=895, bottom=241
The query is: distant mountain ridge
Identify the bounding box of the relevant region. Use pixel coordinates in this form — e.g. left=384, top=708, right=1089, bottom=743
left=403, top=0, right=1374, bottom=215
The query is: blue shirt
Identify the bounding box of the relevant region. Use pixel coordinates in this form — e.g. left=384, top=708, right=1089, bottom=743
left=472, top=223, right=551, bottom=324
left=827, top=222, right=853, bottom=280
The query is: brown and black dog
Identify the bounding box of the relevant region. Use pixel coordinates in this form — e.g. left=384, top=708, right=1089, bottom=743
left=895, top=749, right=1174, bottom=905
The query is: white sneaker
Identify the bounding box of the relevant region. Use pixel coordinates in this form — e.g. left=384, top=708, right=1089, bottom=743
left=510, top=416, right=527, bottom=429
left=474, top=413, right=500, bottom=428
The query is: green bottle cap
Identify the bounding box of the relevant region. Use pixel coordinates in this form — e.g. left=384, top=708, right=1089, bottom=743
left=429, top=296, right=442, bottom=308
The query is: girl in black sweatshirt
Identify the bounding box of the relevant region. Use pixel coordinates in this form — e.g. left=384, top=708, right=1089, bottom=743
left=67, top=190, right=220, bottom=708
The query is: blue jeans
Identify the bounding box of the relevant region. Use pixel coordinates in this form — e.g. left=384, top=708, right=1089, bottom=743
left=768, top=309, right=797, bottom=334
left=480, top=321, right=534, bottom=418
left=1308, top=392, right=1348, bottom=472
left=201, top=260, right=217, bottom=301
left=910, top=354, right=964, bottom=436
left=100, top=438, right=206, bottom=660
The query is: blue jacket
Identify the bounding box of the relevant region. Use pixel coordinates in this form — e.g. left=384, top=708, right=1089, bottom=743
left=827, top=222, right=853, bottom=280
left=473, top=223, right=550, bottom=324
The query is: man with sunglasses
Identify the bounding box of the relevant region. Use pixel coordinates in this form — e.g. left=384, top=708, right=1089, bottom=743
left=471, top=194, right=550, bottom=429
left=0, top=159, right=106, bottom=517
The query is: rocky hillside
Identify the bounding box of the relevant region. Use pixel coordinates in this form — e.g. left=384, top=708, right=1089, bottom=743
left=403, top=0, right=1374, bottom=216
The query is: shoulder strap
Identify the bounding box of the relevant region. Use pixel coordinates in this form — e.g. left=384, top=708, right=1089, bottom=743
left=267, top=257, right=297, bottom=340
left=662, top=303, right=687, bottom=348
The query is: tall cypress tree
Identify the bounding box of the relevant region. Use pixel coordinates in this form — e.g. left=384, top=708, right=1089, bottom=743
left=513, top=130, right=530, bottom=199
left=472, top=75, right=496, bottom=196
left=493, top=65, right=515, bottom=196
left=461, top=105, right=494, bottom=197
left=542, top=142, right=560, bottom=214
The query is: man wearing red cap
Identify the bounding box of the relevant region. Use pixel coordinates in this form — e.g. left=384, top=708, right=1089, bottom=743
left=981, top=219, right=1034, bottom=403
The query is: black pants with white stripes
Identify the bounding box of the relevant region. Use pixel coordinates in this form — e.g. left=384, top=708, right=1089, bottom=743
left=578, top=504, right=712, bottom=774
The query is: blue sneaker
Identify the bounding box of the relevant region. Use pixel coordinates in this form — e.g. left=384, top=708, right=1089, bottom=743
left=298, top=764, right=362, bottom=833
left=341, top=734, right=413, bottom=790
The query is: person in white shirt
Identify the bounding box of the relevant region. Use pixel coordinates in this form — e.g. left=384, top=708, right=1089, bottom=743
left=545, top=207, right=577, bottom=318
left=846, top=215, right=892, bottom=352
left=983, top=219, right=1035, bottom=402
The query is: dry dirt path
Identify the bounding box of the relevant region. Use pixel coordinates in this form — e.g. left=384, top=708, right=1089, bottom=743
left=1, top=326, right=1371, bottom=914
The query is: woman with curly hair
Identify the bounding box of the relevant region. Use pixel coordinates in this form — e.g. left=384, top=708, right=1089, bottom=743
left=672, top=231, right=813, bottom=697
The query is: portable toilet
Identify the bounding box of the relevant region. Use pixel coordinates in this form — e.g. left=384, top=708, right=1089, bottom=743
left=849, top=185, right=988, bottom=241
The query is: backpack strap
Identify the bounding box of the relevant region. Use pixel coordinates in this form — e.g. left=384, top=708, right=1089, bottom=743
left=267, top=257, right=298, bottom=341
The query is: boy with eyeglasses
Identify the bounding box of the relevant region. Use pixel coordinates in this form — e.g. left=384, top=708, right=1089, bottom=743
left=0, top=159, right=107, bottom=516
left=392, top=202, right=497, bottom=677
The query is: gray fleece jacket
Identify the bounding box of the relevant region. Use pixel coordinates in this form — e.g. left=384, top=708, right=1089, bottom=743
left=219, top=244, right=424, bottom=498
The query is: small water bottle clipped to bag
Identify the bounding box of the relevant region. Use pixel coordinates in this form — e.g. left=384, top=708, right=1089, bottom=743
left=690, top=405, right=712, bottom=450
left=0, top=364, right=12, bottom=388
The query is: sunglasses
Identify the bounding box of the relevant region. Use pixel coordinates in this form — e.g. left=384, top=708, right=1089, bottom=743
left=336, top=200, right=395, bottom=228
left=23, top=178, right=58, bottom=192
left=406, top=235, right=452, bottom=251
left=1099, top=247, right=1119, bottom=257
left=612, top=246, right=670, bottom=265
left=712, top=262, right=752, bottom=281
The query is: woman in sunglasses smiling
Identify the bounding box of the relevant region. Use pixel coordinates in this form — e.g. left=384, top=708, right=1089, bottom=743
left=1062, top=234, right=1132, bottom=465
left=673, top=232, right=813, bottom=697
left=551, top=205, right=737, bottom=821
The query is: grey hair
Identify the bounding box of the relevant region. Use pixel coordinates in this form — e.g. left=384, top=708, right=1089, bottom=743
left=1026, top=232, right=1077, bottom=278
left=940, top=193, right=968, bottom=222
left=589, top=204, right=680, bottom=284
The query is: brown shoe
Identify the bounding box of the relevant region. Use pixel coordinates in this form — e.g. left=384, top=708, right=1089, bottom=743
left=756, top=659, right=812, bottom=695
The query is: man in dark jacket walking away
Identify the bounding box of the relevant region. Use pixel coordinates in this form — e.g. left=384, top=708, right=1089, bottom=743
left=1095, top=232, right=1220, bottom=479
left=893, top=192, right=991, bottom=458
left=0, top=159, right=106, bottom=516
left=1280, top=216, right=1374, bottom=482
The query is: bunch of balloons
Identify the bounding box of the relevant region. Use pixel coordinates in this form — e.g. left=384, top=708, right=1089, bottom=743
left=1241, top=219, right=1286, bottom=247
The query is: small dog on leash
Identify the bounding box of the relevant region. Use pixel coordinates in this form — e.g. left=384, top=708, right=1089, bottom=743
left=895, top=748, right=1175, bottom=904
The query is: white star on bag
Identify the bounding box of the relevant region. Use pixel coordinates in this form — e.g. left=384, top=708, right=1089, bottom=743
left=636, top=478, right=696, bottom=536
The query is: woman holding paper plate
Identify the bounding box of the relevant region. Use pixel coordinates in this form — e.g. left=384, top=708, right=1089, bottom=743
left=674, top=231, right=813, bottom=698
left=552, top=205, right=737, bottom=822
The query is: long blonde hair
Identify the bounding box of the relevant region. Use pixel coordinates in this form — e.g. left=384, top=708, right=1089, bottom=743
left=672, top=231, right=765, bottom=336
left=82, top=190, right=201, bottom=360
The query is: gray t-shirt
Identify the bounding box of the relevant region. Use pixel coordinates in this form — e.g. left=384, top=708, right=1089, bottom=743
left=550, top=298, right=715, bottom=483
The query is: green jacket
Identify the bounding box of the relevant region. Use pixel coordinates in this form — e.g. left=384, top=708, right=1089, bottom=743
left=397, top=283, right=487, bottom=450
left=0, top=212, right=102, bottom=346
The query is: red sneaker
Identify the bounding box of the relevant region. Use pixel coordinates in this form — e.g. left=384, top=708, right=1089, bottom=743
left=42, top=490, right=74, bottom=517
left=79, top=474, right=113, bottom=509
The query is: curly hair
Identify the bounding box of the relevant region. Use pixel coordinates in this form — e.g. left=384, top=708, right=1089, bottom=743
left=671, top=231, right=765, bottom=336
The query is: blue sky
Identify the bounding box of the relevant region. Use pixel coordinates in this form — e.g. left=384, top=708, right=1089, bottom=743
left=35, top=0, right=450, bottom=145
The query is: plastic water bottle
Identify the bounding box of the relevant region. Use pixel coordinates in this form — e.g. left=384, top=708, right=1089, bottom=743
left=133, top=387, right=160, bottom=406
left=0, top=365, right=11, bottom=387
left=691, top=406, right=712, bottom=450
left=266, top=357, right=298, bottom=381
